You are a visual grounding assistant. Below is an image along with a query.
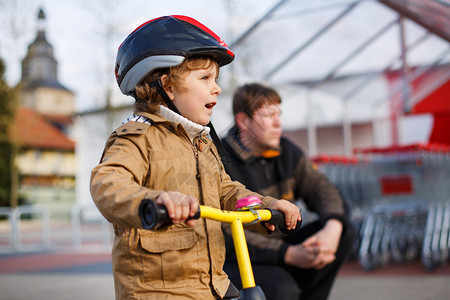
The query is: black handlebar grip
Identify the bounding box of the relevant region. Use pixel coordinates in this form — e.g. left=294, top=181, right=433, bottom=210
left=139, top=199, right=200, bottom=230
left=268, top=209, right=302, bottom=234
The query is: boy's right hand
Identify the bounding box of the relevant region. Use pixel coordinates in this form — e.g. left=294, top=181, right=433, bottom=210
left=156, top=191, right=199, bottom=227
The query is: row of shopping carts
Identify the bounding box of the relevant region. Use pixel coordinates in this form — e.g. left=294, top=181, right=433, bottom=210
left=312, top=143, right=450, bottom=271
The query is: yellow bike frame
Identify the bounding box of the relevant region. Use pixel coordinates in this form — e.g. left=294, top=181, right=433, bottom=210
left=199, top=205, right=273, bottom=289
left=143, top=199, right=299, bottom=299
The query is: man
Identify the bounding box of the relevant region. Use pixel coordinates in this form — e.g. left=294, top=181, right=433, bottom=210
left=221, top=83, right=356, bottom=300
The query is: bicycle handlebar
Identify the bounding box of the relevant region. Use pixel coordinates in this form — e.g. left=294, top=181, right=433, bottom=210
left=140, top=200, right=301, bottom=234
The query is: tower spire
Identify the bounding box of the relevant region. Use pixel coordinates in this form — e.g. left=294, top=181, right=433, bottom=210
left=37, top=7, right=46, bottom=32
left=21, top=7, right=59, bottom=86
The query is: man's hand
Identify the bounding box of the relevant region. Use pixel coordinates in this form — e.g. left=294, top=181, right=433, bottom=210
left=285, top=236, right=322, bottom=268
left=285, top=219, right=343, bottom=269
left=267, top=200, right=301, bottom=231
left=312, top=219, right=343, bottom=268
left=156, top=191, right=199, bottom=227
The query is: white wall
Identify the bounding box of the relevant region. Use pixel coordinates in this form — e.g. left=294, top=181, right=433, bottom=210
left=283, top=122, right=374, bottom=156
left=75, top=106, right=132, bottom=206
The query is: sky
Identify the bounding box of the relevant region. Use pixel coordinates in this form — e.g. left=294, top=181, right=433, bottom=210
left=0, top=0, right=448, bottom=116
left=0, top=0, right=275, bottom=111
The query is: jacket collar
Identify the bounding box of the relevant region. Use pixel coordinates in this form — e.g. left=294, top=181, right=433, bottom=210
left=158, top=105, right=210, bottom=140
left=136, top=106, right=210, bottom=141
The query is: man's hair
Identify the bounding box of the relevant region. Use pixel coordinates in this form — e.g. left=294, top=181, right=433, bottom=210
left=134, top=58, right=219, bottom=113
left=232, top=83, right=281, bottom=117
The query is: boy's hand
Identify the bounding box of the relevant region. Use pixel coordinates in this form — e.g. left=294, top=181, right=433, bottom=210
left=267, top=200, right=301, bottom=231
left=156, top=191, right=199, bottom=227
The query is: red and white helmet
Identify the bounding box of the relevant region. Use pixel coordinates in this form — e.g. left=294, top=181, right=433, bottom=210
left=115, top=15, right=235, bottom=95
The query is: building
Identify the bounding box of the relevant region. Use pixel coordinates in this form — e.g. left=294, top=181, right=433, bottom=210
left=13, top=8, right=76, bottom=215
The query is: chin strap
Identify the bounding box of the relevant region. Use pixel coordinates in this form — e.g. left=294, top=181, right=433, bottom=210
left=206, top=121, right=225, bottom=158
left=150, top=78, right=225, bottom=159
left=150, top=78, right=181, bottom=115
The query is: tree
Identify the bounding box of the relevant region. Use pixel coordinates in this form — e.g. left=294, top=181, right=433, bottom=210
left=0, top=57, right=19, bottom=207
left=0, top=0, right=34, bottom=87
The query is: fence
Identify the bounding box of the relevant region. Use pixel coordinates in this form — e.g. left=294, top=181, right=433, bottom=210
left=0, top=204, right=112, bottom=253
left=2, top=145, right=449, bottom=272
left=312, top=143, right=450, bottom=271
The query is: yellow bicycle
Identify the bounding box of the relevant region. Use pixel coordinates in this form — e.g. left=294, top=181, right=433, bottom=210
left=144, top=196, right=302, bottom=300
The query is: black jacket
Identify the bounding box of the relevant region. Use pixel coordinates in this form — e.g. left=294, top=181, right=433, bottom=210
left=221, top=128, right=347, bottom=264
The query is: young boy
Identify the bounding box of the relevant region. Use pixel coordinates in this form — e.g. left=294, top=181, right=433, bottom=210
left=90, top=16, right=300, bottom=299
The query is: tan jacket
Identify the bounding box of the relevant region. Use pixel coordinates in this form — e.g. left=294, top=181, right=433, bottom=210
left=90, top=111, right=276, bottom=299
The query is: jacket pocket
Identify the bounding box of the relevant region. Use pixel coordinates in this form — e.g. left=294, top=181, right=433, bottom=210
left=138, top=227, right=198, bottom=289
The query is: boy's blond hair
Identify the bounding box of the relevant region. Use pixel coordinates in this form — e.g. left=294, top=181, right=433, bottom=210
left=134, top=58, right=219, bottom=114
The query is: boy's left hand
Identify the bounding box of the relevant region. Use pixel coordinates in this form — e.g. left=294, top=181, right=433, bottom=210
left=267, top=200, right=301, bottom=232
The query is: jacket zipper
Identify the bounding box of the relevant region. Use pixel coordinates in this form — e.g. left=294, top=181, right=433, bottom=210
left=192, top=134, right=203, bottom=205
left=193, top=133, right=215, bottom=286
left=176, top=126, right=204, bottom=204
left=260, top=159, right=271, bottom=182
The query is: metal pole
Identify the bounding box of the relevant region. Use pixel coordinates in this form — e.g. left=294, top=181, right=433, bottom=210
left=264, top=1, right=360, bottom=80
left=343, top=101, right=352, bottom=156
left=306, top=89, right=318, bottom=156
left=343, top=31, right=431, bottom=102
left=391, top=16, right=410, bottom=146
left=371, top=48, right=450, bottom=110
left=303, top=17, right=397, bottom=154
left=310, top=18, right=398, bottom=89
left=399, top=16, right=412, bottom=112
left=11, top=208, right=19, bottom=251
left=369, top=48, right=449, bottom=147
left=229, top=0, right=290, bottom=49
left=71, top=205, right=81, bottom=250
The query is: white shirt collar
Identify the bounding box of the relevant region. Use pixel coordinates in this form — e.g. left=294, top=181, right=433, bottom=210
left=158, top=105, right=210, bottom=140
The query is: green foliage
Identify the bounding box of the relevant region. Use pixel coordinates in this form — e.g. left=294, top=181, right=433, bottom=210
left=0, top=57, right=19, bottom=207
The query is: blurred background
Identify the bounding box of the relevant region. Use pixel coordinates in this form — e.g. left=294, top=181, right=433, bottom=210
left=0, top=0, right=449, bottom=299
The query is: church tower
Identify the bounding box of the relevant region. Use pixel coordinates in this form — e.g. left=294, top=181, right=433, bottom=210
left=13, top=8, right=76, bottom=213
left=20, top=8, right=75, bottom=121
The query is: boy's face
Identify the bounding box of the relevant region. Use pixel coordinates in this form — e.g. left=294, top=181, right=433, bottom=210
left=244, top=103, right=282, bottom=151
left=170, top=64, right=221, bottom=126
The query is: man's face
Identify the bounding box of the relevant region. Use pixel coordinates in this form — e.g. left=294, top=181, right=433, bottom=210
left=245, top=103, right=282, bottom=151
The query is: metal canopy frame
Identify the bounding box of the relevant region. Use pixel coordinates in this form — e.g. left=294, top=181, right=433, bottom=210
left=380, top=0, right=450, bottom=42
left=229, top=0, right=450, bottom=155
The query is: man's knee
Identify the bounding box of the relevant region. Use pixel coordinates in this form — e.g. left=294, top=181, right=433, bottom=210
left=225, top=263, right=301, bottom=300
left=261, top=283, right=300, bottom=300
left=252, top=264, right=300, bottom=300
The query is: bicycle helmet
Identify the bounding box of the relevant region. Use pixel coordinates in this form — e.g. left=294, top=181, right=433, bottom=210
left=115, top=15, right=235, bottom=95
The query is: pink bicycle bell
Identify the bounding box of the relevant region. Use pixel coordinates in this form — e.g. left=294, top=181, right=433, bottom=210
left=235, top=196, right=262, bottom=211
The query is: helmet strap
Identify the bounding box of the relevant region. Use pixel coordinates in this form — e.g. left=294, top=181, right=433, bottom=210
left=151, top=78, right=181, bottom=115
left=150, top=78, right=226, bottom=159
left=207, top=121, right=225, bottom=159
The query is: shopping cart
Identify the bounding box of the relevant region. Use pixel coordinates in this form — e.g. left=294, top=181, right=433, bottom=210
left=354, top=144, right=450, bottom=271
left=313, top=143, right=450, bottom=271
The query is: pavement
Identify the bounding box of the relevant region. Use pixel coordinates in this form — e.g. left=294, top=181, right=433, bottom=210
left=1, top=249, right=449, bottom=300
